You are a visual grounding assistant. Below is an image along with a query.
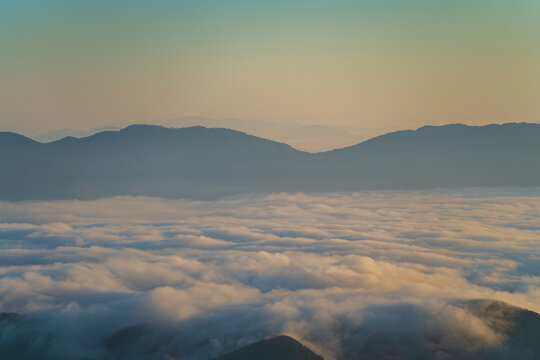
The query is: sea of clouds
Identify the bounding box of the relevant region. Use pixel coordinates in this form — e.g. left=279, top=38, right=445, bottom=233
left=0, top=191, right=539, bottom=359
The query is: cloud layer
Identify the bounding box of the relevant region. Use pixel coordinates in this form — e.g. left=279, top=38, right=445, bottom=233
left=0, top=191, right=539, bottom=359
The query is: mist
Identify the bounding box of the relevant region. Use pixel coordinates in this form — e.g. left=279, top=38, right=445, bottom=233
left=0, top=191, right=538, bottom=359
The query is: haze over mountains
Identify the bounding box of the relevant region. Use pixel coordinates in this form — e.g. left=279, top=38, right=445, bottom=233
left=2, top=300, right=538, bottom=359
left=30, top=117, right=370, bottom=152
left=2, top=122, right=540, bottom=201
left=101, top=300, right=540, bottom=360
left=32, top=126, right=122, bottom=143
left=214, top=299, right=540, bottom=360
left=158, top=117, right=370, bottom=152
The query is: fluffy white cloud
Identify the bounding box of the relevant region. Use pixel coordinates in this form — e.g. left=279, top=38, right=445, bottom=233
left=0, top=191, right=539, bottom=359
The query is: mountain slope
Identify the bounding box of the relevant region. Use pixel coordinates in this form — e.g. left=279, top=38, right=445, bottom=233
left=99, top=300, right=540, bottom=359
left=32, top=126, right=121, bottom=143
left=1, top=125, right=310, bottom=200
left=315, top=122, right=540, bottom=190
left=213, top=335, right=323, bottom=360
left=341, top=299, right=540, bottom=360
left=157, top=117, right=374, bottom=151
left=458, top=299, right=540, bottom=359
left=2, top=300, right=538, bottom=359
left=2, top=123, right=540, bottom=200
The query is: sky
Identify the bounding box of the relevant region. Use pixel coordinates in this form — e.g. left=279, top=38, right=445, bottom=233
left=1, top=0, right=540, bottom=135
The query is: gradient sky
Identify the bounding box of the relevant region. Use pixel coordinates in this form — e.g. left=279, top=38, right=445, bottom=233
left=1, top=0, right=539, bottom=135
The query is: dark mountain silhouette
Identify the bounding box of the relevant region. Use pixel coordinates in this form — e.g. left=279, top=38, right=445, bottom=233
left=0, top=312, right=53, bottom=359
left=90, top=300, right=540, bottom=359
left=213, top=335, right=323, bottom=360
left=1, top=300, right=539, bottom=359
left=103, top=325, right=324, bottom=360
left=211, top=300, right=540, bottom=360
left=30, top=118, right=370, bottom=152
left=2, top=122, right=540, bottom=200
left=1, top=125, right=308, bottom=200
left=336, top=300, right=540, bottom=360
left=458, top=299, right=540, bottom=359
left=317, top=123, right=540, bottom=190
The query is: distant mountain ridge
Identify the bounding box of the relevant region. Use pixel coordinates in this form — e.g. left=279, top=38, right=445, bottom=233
left=30, top=117, right=370, bottom=152
left=2, top=122, right=540, bottom=201
left=32, top=126, right=121, bottom=143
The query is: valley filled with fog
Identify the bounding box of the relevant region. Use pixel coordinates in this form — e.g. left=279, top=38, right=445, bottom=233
left=1, top=190, right=539, bottom=359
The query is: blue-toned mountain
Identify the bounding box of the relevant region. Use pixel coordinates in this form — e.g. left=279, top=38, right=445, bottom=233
left=2, top=123, right=540, bottom=200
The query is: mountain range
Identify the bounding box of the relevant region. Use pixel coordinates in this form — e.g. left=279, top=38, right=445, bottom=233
left=2, top=122, right=540, bottom=201
left=32, top=126, right=122, bottom=143
left=103, top=300, right=540, bottom=359
left=1, top=300, right=538, bottom=359
left=30, top=117, right=371, bottom=152
left=212, top=335, right=323, bottom=360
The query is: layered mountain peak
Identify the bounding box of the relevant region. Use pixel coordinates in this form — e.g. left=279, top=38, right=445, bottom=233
left=2, top=122, right=540, bottom=201
left=214, top=335, right=324, bottom=360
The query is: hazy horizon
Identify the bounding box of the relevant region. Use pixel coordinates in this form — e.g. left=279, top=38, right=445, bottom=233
left=5, top=117, right=540, bottom=154
left=2, top=1, right=540, bottom=136
left=1, top=2, right=539, bottom=359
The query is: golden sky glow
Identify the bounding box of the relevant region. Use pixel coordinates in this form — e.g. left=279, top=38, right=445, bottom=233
left=1, top=1, right=539, bottom=135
